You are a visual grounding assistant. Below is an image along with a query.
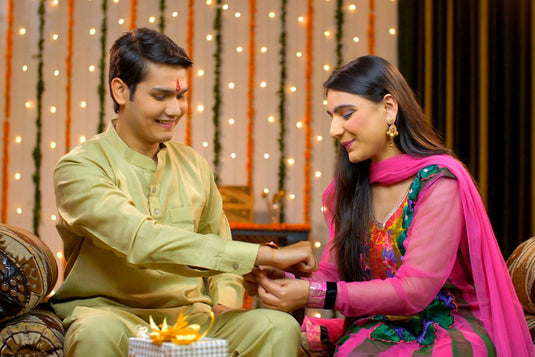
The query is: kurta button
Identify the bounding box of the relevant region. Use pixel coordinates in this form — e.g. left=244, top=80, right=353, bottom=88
left=152, top=187, right=157, bottom=194
left=153, top=209, right=160, bottom=215
left=233, top=263, right=239, bottom=270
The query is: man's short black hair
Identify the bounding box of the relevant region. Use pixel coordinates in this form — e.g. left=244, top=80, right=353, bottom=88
left=108, top=27, right=192, bottom=113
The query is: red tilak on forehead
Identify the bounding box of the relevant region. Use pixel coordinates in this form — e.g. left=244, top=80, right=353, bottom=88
left=176, top=80, right=181, bottom=92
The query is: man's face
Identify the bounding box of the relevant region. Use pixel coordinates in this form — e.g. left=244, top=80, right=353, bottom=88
left=116, top=62, right=188, bottom=157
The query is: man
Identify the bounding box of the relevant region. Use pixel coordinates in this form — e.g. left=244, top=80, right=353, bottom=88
left=51, top=27, right=316, bottom=356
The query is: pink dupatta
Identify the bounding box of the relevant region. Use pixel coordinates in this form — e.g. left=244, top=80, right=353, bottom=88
left=322, top=154, right=532, bottom=356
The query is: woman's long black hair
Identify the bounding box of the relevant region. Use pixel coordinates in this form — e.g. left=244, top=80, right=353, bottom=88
left=324, top=56, right=452, bottom=282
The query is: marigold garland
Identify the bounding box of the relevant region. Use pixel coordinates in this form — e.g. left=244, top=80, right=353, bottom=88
left=32, top=0, right=46, bottom=235
left=97, top=0, right=108, bottom=133
left=246, top=0, right=256, bottom=186
left=277, top=0, right=288, bottom=222
left=303, top=0, right=314, bottom=225
left=211, top=0, right=223, bottom=183
left=368, top=0, right=375, bottom=55
left=159, top=0, right=166, bottom=33
left=129, top=0, right=137, bottom=30
left=333, top=0, right=344, bottom=152
left=185, top=0, right=194, bottom=146
left=1, top=0, right=14, bottom=223
left=65, top=0, right=74, bottom=153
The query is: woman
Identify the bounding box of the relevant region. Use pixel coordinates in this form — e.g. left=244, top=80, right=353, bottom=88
left=250, top=56, right=533, bottom=356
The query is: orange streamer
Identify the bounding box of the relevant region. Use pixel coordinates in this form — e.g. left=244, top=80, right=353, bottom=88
left=129, top=0, right=137, bottom=30
left=246, top=0, right=256, bottom=186
left=229, top=222, right=311, bottom=232
left=303, top=0, right=313, bottom=225
left=185, top=0, right=194, bottom=146
left=65, top=0, right=74, bottom=153
left=368, top=0, right=375, bottom=55
left=1, top=0, right=14, bottom=223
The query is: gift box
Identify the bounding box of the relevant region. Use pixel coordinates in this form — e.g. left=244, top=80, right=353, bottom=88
left=128, top=337, right=228, bottom=357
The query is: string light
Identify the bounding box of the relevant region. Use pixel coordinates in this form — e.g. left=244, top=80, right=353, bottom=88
left=206, top=34, right=213, bottom=41
left=389, top=28, right=397, bottom=35
left=51, top=215, right=57, bottom=222
left=260, top=46, right=267, bottom=53
left=267, top=115, right=275, bottom=123
left=296, top=51, right=302, bottom=57
left=16, top=208, right=22, bottom=215
left=14, top=173, right=21, bottom=180
left=268, top=12, right=275, bottom=18
left=202, top=141, right=209, bottom=148
left=264, top=153, right=270, bottom=159
left=89, top=28, right=96, bottom=35
left=50, top=106, right=57, bottom=114
left=197, top=104, right=204, bottom=112
left=236, top=46, right=243, bottom=53
left=260, top=81, right=267, bottom=88
left=235, top=12, right=241, bottom=18
left=287, top=158, right=295, bottom=165
left=353, top=37, right=360, bottom=43
left=316, top=135, right=323, bottom=141
left=197, top=69, right=205, bottom=77
left=22, top=65, right=28, bottom=71
left=50, top=141, right=57, bottom=149
left=54, top=70, right=60, bottom=76
left=230, top=153, right=237, bottom=159
left=149, top=16, right=156, bottom=23
left=314, top=241, right=322, bottom=248
left=24, top=101, right=31, bottom=108
left=14, top=136, right=22, bottom=144
left=315, top=171, right=322, bottom=178
left=348, top=4, right=357, bottom=11
left=289, top=194, right=296, bottom=200
left=228, top=118, right=235, bottom=125
left=172, top=11, right=178, bottom=17
left=118, top=18, right=125, bottom=25
left=228, top=82, right=235, bottom=89
left=52, top=33, right=59, bottom=40
left=79, top=136, right=86, bottom=143
left=296, top=121, right=303, bottom=128
left=19, top=28, right=26, bottom=35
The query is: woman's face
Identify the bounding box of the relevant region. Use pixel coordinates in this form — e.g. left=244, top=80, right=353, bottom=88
left=326, top=89, right=399, bottom=163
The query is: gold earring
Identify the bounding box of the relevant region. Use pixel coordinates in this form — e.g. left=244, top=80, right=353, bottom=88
left=386, top=118, right=399, bottom=147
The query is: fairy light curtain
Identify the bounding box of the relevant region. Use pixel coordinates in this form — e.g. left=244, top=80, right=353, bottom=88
left=0, top=0, right=398, bottom=286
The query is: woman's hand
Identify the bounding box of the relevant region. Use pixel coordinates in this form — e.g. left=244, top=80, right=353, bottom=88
left=243, top=267, right=286, bottom=296
left=257, top=276, right=310, bottom=312
left=255, top=241, right=318, bottom=275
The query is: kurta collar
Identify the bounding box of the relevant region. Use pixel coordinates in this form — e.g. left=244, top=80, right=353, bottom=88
left=104, top=119, right=167, bottom=171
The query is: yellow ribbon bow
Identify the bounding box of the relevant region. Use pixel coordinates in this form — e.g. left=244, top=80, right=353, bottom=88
left=149, top=310, right=215, bottom=345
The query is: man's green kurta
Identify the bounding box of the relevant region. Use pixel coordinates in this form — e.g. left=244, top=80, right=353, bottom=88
left=51, top=121, right=259, bottom=319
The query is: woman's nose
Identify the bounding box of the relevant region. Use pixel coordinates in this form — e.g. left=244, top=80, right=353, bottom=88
left=329, top=117, right=344, bottom=138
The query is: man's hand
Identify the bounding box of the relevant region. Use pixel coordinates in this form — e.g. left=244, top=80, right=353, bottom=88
left=255, top=241, right=318, bottom=275
left=211, top=304, right=243, bottom=316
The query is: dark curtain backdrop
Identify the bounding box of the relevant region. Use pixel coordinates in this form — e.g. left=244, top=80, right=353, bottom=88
left=398, top=0, right=534, bottom=258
